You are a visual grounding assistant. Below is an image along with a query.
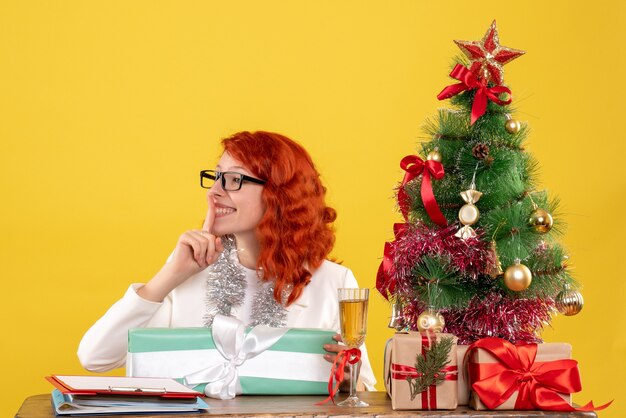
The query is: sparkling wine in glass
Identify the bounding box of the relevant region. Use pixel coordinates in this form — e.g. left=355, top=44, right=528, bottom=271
left=337, top=288, right=369, bottom=407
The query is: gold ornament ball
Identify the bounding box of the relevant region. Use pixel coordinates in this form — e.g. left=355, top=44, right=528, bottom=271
left=417, top=309, right=445, bottom=332
left=555, top=288, right=584, bottom=316
left=529, top=208, right=554, bottom=233
left=503, top=263, right=532, bottom=291
left=427, top=150, right=442, bottom=162
left=505, top=119, right=521, bottom=134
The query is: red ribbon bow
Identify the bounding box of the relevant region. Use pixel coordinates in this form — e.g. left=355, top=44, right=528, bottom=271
left=379, top=155, right=447, bottom=300
left=317, top=347, right=361, bottom=405
left=398, top=155, right=447, bottom=227
left=468, top=337, right=612, bottom=412
left=437, top=64, right=512, bottom=125
left=376, top=222, right=408, bottom=299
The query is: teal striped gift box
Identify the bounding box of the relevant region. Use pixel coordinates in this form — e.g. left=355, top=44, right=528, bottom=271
left=126, top=323, right=335, bottom=397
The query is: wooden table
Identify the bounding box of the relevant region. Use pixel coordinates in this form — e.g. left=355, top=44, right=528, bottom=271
left=15, top=391, right=597, bottom=418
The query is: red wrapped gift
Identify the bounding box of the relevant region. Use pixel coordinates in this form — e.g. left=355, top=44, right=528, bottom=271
left=387, top=332, right=458, bottom=410
left=467, top=337, right=611, bottom=412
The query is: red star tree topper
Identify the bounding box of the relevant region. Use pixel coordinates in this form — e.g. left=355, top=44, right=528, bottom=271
left=454, top=20, right=525, bottom=85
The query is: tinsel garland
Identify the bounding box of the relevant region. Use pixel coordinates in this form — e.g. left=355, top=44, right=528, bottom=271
left=385, top=222, right=554, bottom=344
left=402, top=293, right=554, bottom=345
left=389, top=222, right=495, bottom=298
left=203, top=235, right=287, bottom=328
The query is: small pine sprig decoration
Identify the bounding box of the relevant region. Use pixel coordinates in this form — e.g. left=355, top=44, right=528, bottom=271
left=406, top=336, right=454, bottom=400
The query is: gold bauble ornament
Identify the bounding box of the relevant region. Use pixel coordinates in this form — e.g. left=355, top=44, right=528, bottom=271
left=555, top=286, right=584, bottom=316
left=503, top=260, right=532, bottom=291
left=417, top=307, right=445, bottom=333
left=427, top=149, right=442, bottom=162
left=529, top=208, right=553, bottom=233
left=505, top=118, right=521, bottom=134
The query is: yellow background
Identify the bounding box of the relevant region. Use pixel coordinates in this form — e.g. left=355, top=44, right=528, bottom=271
left=1, top=1, right=623, bottom=416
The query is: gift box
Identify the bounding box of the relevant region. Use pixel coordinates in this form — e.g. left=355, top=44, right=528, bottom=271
left=383, top=337, right=393, bottom=396
left=126, top=315, right=335, bottom=399
left=457, top=344, right=470, bottom=406
left=386, top=338, right=469, bottom=407
left=468, top=338, right=575, bottom=410
left=387, top=331, right=458, bottom=410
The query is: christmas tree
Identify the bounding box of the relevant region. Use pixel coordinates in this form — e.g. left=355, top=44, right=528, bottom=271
left=377, top=21, right=584, bottom=344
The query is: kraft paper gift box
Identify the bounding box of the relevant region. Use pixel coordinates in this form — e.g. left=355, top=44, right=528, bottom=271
left=126, top=315, right=335, bottom=399
left=457, top=344, right=470, bottom=406
left=387, top=331, right=458, bottom=410
left=383, top=338, right=392, bottom=395
left=468, top=338, right=574, bottom=410
left=386, top=339, right=470, bottom=406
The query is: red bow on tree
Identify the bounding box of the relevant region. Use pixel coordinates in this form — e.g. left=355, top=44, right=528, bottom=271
left=376, top=222, right=409, bottom=299
left=468, top=338, right=612, bottom=412
left=437, top=64, right=512, bottom=125
left=379, top=155, right=447, bottom=300
left=398, top=155, right=447, bottom=227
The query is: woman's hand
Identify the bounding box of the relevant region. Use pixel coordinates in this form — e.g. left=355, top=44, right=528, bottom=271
left=323, top=334, right=352, bottom=392
left=137, top=197, right=224, bottom=302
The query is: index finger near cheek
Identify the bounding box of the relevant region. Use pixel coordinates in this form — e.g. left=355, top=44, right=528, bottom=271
left=202, top=195, right=216, bottom=232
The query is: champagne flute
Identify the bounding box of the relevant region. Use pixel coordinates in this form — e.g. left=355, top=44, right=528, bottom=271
left=337, top=288, right=369, bottom=407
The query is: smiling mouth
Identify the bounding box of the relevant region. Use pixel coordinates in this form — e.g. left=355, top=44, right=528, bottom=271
left=215, top=207, right=236, bottom=215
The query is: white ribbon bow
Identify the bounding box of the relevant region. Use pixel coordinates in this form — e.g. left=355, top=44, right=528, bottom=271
left=184, top=315, right=289, bottom=399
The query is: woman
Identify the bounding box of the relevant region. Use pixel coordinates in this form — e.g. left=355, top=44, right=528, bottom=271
left=78, top=131, right=376, bottom=390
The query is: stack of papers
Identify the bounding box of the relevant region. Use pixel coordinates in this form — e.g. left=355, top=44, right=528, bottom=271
left=47, top=375, right=208, bottom=415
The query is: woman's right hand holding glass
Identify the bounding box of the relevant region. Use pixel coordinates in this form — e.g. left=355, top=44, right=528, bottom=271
left=137, top=197, right=224, bottom=302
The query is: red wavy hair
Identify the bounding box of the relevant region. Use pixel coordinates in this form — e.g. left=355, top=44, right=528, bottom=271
left=222, top=131, right=336, bottom=306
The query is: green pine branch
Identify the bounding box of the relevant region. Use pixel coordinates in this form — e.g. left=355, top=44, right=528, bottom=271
left=410, top=255, right=472, bottom=309
left=406, top=336, right=454, bottom=400
left=424, top=109, right=472, bottom=142
left=522, top=243, right=576, bottom=298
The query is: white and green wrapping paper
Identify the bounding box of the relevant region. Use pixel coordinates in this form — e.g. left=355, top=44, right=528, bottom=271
left=126, top=315, right=334, bottom=399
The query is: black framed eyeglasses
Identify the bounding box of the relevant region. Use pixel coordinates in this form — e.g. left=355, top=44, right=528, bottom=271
left=200, top=170, right=266, bottom=191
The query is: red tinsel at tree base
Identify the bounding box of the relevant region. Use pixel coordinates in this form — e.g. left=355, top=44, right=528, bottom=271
left=439, top=295, right=553, bottom=345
